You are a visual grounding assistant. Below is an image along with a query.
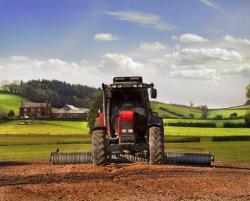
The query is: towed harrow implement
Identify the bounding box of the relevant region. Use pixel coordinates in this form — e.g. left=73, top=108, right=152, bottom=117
left=50, top=152, right=214, bottom=166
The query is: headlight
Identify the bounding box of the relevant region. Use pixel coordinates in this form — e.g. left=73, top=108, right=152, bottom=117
left=128, top=129, right=133, bottom=133
left=121, top=129, right=127, bottom=133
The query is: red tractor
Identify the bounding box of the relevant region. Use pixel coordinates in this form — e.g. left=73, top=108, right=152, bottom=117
left=92, top=76, right=164, bottom=165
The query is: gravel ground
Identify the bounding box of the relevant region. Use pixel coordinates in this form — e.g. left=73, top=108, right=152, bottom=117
left=0, top=161, right=250, bottom=201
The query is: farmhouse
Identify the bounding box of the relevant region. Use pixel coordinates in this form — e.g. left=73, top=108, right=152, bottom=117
left=52, top=104, right=89, bottom=120
left=19, top=102, right=52, bottom=118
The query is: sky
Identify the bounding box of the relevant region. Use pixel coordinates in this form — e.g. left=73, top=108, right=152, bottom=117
left=0, top=0, right=250, bottom=108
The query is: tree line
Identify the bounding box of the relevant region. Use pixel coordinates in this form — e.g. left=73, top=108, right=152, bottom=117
left=1, top=80, right=100, bottom=108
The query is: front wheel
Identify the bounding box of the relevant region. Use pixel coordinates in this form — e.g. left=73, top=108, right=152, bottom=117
left=149, top=126, right=164, bottom=164
left=92, top=129, right=108, bottom=166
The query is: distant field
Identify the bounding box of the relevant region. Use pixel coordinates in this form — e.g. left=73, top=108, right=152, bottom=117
left=0, top=120, right=89, bottom=135
left=165, top=126, right=250, bottom=136
left=164, top=118, right=245, bottom=127
left=207, top=109, right=249, bottom=118
left=150, top=101, right=249, bottom=119
left=150, top=101, right=201, bottom=118
left=0, top=93, right=24, bottom=116
left=0, top=135, right=249, bottom=163
left=1, top=119, right=249, bottom=136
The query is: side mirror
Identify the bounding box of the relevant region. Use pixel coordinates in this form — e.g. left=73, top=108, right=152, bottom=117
left=151, top=88, right=157, bottom=99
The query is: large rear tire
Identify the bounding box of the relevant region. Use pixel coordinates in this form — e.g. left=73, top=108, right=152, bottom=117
left=92, top=129, right=108, bottom=166
left=149, top=126, right=164, bottom=164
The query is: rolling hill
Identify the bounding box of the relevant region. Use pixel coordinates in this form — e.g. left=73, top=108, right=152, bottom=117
left=0, top=93, right=25, bottom=117
left=150, top=101, right=249, bottom=119
left=0, top=93, right=249, bottom=119
left=150, top=101, right=202, bottom=118
left=207, top=107, right=250, bottom=119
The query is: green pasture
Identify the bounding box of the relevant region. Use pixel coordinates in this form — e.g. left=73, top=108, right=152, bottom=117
left=150, top=101, right=249, bottom=119
left=0, top=93, right=24, bottom=116
left=166, top=141, right=250, bottom=163
left=165, top=126, right=250, bottom=136
left=0, top=135, right=249, bottom=164
left=0, top=119, right=249, bottom=136
left=0, top=120, right=89, bottom=135
left=228, top=105, right=250, bottom=109
left=150, top=101, right=201, bottom=118
left=207, top=109, right=249, bottom=119
left=164, top=118, right=245, bottom=127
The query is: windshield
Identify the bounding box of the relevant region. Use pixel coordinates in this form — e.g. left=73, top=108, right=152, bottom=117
left=110, top=88, right=147, bottom=111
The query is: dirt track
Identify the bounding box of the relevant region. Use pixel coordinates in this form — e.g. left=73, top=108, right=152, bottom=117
left=0, top=162, right=250, bottom=201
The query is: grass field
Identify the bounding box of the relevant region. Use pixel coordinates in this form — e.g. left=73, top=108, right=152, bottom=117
left=150, top=101, right=201, bottom=118
left=0, top=119, right=249, bottom=136
left=0, top=120, right=89, bottom=135
left=0, top=135, right=249, bottom=164
left=165, top=126, right=250, bottom=136
left=207, top=109, right=249, bottom=119
left=164, top=118, right=245, bottom=127
left=150, top=101, right=249, bottom=119
left=167, top=141, right=250, bottom=163
left=0, top=93, right=24, bottom=116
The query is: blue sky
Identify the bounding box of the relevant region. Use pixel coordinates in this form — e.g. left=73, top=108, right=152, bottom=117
left=0, top=0, right=250, bottom=107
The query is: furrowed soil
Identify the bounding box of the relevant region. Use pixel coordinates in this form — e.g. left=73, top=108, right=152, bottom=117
left=0, top=162, right=250, bottom=201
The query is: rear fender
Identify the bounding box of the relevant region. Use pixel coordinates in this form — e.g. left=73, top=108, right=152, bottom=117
left=148, top=112, right=163, bottom=127
left=148, top=112, right=164, bottom=133
left=93, top=116, right=107, bottom=132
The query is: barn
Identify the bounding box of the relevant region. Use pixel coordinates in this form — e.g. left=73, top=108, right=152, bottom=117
left=52, top=104, right=89, bottom=120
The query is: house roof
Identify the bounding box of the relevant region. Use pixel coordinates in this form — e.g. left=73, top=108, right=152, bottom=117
left=53, top=104, right=89, bottom=114
left=20, top=102, right=50, bottom=108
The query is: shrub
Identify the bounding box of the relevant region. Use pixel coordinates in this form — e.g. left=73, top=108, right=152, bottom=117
left=165, top=122, right=216, bottom=127
left=214, top=115, right=223, bottom=120
left=159, top=107, right=185, bottom=118
left=230, top=113, right=238, bottom=119
left=223, top=122, right=246, bottom=128
left=187, top=113, right=194, bottom=119
left=7, top=110, right=15, bottom=118
left=245, top=112, right=250, bottom=128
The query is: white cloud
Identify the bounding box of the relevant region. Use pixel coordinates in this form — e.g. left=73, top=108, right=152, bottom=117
left=105, top=10, right=174, bottom=31
left=138, top=41, right=167, bottom=52
left=0, top=55, right=99, bottom=85
left=94, top=33, right=119, bottom=41
left=223, top=65, right=250, bottom=77
left=0, top=53, right=248, bottom=108
left=164, top=48, right=242, bottom=63
left=199, top=0, right=217, bottom=8
left=152, top=47, right=244, bottom=81
left=100, top=53, right=143, bottom=73
left=172, top=33, right=208, bottom=43
left=170, top=68, right=221, bottom=80
left=223, top=35, right=250, bottom=45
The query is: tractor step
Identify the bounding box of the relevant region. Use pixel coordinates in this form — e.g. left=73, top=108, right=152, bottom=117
left=50, top=152, right=214, bottom=166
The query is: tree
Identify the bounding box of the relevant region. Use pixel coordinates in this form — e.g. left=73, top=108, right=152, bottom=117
left=87, top=91, right=103, bottom=133
left=3, top=79, right=98, bottom=108
left=245, top=112, right=250, bottom=128
left=246, top=84, right=250, bottom=105
left=7, top=110, right=15, bottom=118
left=214, top=115, right=223, bottom=120
left=201, top=105, right=208, bottom=119
left=230, top=113, right=238, bottom=119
